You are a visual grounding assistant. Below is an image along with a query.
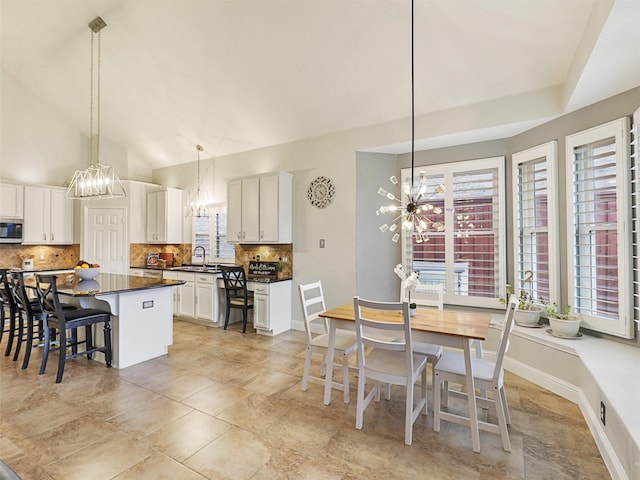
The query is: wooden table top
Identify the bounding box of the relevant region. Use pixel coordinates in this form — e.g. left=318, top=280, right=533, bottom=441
left=320, top=303, right=491, bottom=341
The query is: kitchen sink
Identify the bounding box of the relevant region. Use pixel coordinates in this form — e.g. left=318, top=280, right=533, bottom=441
left=170, top=265, right=220, bottom=273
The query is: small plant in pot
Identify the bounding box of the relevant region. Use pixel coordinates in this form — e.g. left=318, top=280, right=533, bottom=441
left=543, top=301, right=581, bottom=337
left=500, top=285, right=543, bottom=327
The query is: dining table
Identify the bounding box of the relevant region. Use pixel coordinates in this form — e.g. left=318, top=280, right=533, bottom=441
left=319, top=302, right=492, bottom=453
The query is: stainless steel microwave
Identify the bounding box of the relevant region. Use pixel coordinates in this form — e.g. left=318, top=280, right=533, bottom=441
left=0, top=218, right=23, bottom=243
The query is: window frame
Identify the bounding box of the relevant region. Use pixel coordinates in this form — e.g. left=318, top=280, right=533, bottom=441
left=566, top=117, right=633, bottom=338
left=191, top=204, right=235, bottom=264
left=511, top=141, right=560, bottom=308
left=401, top=156, right=506, bottom=308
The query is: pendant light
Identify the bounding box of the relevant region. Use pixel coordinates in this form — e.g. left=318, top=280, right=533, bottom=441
left=66, top=16, right=126, bottom=200
left=186, top=144, right=210, bottom=218
left=376, top=0, right=445, bottom=243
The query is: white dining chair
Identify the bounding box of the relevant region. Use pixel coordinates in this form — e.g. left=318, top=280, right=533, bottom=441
left=402, top=283, right=444, bottom=410
left=299, top=281, right=357, bottom=403
left=433, top=295, right=518, bottom=452
left=353, top=296, right=428, bottom=446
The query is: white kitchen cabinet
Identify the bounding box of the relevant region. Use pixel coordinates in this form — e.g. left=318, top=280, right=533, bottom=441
left=129, top=268, right=163, bottom=279
left=163, top=270, right=218, bottom=325
left=217, top=278, right=291, bottom=335
left=0, top=183, right=24, bottom=218
left=147, top=188, right=182, bottom=243
left=23, top=185, right=73, bottom=244
left=227, top=172, right=292, bottom=244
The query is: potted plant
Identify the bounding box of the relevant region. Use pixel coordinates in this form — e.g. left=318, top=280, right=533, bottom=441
left=543, top=301, right=581, bottom=337
left=500, top=285, right=543, bottom=327
left=394, top=264, right=419, bottom=316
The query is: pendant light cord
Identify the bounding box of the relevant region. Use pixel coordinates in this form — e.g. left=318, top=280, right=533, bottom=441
left=411, top=0, right=415, bottom=184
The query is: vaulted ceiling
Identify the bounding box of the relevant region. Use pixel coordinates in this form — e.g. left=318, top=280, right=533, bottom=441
left=2, top=0, right=639, bottom=172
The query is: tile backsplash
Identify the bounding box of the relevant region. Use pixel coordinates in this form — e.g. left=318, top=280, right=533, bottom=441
left=0, top=244, right=80, bottom=270
left=235, top=243, right=293, bottom=279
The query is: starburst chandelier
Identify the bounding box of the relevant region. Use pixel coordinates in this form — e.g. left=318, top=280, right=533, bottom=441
left=376, top=0, right=445, bottom=243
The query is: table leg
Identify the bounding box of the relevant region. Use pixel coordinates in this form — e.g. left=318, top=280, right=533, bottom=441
left=323, top=319, right=337, bottom=405
left=463, top=339, right=480, bottom=453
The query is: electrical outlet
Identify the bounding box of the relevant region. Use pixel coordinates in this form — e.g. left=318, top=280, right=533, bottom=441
left=600, top=401, right=606, bottom=425
left=319, top=239, right=325, bottom=248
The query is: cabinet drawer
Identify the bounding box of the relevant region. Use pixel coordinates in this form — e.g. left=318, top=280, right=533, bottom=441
left=163, top=271, right=178, bottom=280
left=195, top=274, right=216, bottom=284
left=176, top=272, right=196, bottom=282
left=252, top=283, right=269, bottom=294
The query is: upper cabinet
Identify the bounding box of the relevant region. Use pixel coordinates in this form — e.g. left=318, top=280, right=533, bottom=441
left=23, top=185, right=73, bottom=244
left=0, top=183, right=24, bottom=218
left=227, top=171, right=292, bottom=244
left=147, top=188, right=183, bottom=244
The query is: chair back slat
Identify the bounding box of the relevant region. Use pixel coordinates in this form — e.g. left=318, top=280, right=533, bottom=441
left=0, top=269, right=15, bottom=311
left=34, top=274, right=65, bottom=323
left=354, top=296, right=413, bottom=368
left=298, top=281, right=328, bottom=343
left=493, top=295, right=518, bottom=381
left=405, top=284, right=444, bottom=310
left=8, top=272, right=39, bottom=321
left=220, top=266, right=250, bottom=300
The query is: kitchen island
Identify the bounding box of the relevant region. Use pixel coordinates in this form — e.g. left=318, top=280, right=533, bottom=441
left=54, top=272, right=184, bottom=369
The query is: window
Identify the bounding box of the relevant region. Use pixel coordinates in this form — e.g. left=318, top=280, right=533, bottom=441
left=631, top=108, right=639, bottom=335
left=192, top=205, right=235, bottom=262
left=402, top=157, right=506, bottom=308
left=566, top=118, right=632, bottom=338
left=512, top=141, right=559, bottom=306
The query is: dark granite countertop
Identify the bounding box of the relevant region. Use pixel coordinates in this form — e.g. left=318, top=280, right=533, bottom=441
left=29, top=272, right=184, bottom=297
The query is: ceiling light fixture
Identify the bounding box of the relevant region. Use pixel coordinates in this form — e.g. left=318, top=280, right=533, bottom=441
left=66, top=16, right=126, bottom=200
left=376, top=0, right=445, bottom=243
left=186, top=144, right=210, bottom=218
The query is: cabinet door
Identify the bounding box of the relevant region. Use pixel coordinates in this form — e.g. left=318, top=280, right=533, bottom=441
left=227, top=179, right=243, bottom=242
left=195, top=282, right=214, bottom=321
left=49, top=187, right=73, bottom=244
left=0, top=183, right=24, bottom=218
left=241, top=177, right=260, bottom=242
left=23, top=185, right=49, bottom=244
left=146, top=191, right=159, bottom=242
left=155, top=190, right=168, bottom=242
left=165, top=189, right=182, bottom=244
left=254, top=293, right=269, bottom=330
left=259, top=174, right=279, bottom=242
left=177, top=281, right=196, bottom=318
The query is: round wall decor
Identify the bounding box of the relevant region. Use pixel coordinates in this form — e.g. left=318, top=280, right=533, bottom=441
left=307, top=176, right=335, bottom=208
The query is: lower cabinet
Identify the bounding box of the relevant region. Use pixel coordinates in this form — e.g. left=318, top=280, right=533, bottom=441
left=163, top=271, right=217, bottom=325
left=217, top=278, right=291, bottom=335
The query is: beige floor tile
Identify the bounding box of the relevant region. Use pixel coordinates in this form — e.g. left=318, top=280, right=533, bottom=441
left=184, top=427, right=272, bottom=480
left=112, top=453, right=206, bottom=480
left=108, top=396, right=193, bottom=438
left=181, top=381, right=253, bottom=416
left=144, top=410, right=231, bottom=462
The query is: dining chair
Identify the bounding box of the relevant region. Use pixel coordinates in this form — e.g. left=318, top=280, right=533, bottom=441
left=353, top=296, right=428, bottom=446
left=35, top=274, right=112, bottom=383
left=299, top=281, right=357, bottom=403
left=8, top=271, right=46, bottom=368
left=220, top=265, right=254, bottom=333
left=433, top=295, right=518, bottom=452
left=0, top=269, right=18, bottom=357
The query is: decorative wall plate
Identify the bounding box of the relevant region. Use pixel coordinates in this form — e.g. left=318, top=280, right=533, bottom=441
left=307, top=176, right=335, bottom=208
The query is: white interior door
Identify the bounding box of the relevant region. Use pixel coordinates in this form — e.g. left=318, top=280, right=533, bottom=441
left=83, top=207, right=127, bottom=274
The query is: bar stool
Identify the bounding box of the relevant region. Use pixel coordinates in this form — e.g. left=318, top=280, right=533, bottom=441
left=35, top=274, right=112, bottom=383
left=0, top=269, right=18, bottom=357
left=8, top=271, right=46, bottom=368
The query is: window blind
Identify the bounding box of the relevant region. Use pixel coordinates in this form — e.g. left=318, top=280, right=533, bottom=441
left=631, top=110, right=639, bottom=332
left=566, top=117, right=632, bottom=338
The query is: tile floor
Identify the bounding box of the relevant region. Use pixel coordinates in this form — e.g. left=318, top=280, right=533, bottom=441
left=1, top=319, right=610, bottom=479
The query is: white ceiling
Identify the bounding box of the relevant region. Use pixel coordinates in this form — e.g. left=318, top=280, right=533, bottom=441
left=2, top=0, right=639, bottom=171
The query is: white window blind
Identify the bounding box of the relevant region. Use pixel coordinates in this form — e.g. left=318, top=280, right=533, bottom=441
left=512, top=141, right=559, bottom=306
left=402, top=157, right=505, bottom=308
left=566, top=117, right=632, bottom=338
left=631, top=108, right=639, bottom=335
left=191, top=205, right=235, bottom=262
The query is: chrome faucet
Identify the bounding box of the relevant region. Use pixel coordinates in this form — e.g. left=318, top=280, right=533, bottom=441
left=194, top=245, right=206, bottom=267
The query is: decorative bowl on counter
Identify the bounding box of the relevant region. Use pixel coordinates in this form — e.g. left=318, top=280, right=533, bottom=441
left=74, top=279, right=100, bottom=293
left=75, top=267, right=101, bottom=280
